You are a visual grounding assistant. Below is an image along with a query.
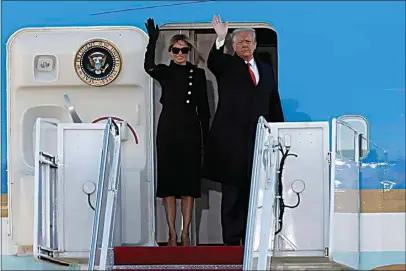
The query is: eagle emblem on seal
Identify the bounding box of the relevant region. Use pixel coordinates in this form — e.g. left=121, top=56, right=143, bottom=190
left=74, top=39, right=122, bottom=87
left=87, top=52, right=110, bottom=75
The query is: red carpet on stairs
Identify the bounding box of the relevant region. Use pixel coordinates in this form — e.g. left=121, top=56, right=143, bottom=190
left=114, top=246, right=244, bottom=265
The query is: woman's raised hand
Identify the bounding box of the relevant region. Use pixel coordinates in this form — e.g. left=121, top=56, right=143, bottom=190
left=145, top=18, right=160, bottom=42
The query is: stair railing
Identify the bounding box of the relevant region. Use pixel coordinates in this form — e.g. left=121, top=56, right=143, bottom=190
left=243, top=117, right=279, bottom=270
left=88, top=118, right=122, bottom=271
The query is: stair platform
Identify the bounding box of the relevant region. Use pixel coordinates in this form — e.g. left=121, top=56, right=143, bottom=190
left=114, top=246, right=244, bottom=266
left=270, top=256, right=351, bottom=270
left=112, top=246, right=350, bottom=270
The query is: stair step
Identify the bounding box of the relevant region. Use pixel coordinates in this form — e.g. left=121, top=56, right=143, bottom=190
left=112, top=262, right=345, bottom=271
left=113, top=247, right=348, bottom=270
left=114, top=246, right=243, bottom=265
left=272, top=256, right=332, bottom=263
left=270, top=263, right=346, bottom=270
left=271, top=257, right=350, bottom=270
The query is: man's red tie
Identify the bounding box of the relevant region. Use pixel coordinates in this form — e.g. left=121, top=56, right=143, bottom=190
left=248, top=63, right=257, bottom=86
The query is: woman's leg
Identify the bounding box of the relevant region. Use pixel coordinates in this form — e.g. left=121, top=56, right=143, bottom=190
left=163, top=196, right=177, bottom=246
left=181, top=196, right=194, bottom=246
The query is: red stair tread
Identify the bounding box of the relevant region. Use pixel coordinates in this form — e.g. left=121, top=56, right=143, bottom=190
left=114, top=246, right=244, bottom=265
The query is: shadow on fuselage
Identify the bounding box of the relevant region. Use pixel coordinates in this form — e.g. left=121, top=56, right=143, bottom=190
left=282, top=98, right=312, bottom=122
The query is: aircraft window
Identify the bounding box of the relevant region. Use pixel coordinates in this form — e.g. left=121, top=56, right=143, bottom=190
left=336, top=115, right=369, bottom=160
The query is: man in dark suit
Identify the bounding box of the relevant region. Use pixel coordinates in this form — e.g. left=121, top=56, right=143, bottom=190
left=203, top=15, right=284, bottom=246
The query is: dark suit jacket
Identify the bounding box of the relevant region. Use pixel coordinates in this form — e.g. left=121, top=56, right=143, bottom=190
left=202, top=41, right=284, bottom=187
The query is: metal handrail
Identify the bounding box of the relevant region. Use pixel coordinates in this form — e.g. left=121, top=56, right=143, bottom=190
left=337, top=119, right=388, bottom=154
left=336, top=119, right=360, bottom=134
left=258, top=116, right=273, bottom=131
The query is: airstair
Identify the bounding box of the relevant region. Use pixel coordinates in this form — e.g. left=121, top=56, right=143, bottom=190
left=6, top=26, right=368, bottom=271
left=32, top=114, right=365, bottom=270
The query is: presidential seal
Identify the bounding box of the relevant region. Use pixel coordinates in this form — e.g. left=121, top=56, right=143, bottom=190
left=74, top=39, right=122, bottom=87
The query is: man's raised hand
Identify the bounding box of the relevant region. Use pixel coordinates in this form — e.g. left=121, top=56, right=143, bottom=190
left=212, top=15, right=228, bottom=41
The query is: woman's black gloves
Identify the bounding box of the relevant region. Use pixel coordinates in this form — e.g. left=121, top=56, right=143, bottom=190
left=145, top=18, right=160, bottom=43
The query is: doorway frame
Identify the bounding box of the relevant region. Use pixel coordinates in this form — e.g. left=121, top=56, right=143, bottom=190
left=155, top=22, right=278, bottom=246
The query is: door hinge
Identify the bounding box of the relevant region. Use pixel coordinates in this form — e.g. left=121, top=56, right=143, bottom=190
left=324, top=247, right=329, bottom=256
left=327, top=152, right=331, bottom=164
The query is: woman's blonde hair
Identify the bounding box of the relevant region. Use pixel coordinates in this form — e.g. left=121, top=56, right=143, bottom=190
left=168, top=34, right=205, bottom=65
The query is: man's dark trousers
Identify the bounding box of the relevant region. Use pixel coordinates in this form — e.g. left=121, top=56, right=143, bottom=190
left=221, top=182, right=251, bottom=246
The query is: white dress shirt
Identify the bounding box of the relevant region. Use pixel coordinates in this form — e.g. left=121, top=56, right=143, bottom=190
left=215, top=37, right=260, bottom=83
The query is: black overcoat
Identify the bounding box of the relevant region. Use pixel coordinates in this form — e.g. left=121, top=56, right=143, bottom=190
left=144, top=40, right=211, bottom=198
left=202, top=42, right=284, bottom=187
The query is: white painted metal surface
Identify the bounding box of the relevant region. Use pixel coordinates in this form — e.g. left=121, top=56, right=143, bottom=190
left=244, top=120, right=330, bottom=269
left=58, top=124, right=105, bottom=257
left=34, top=123, right=105, bottom=261
left=270, top=122, right=330, bottom=257
left=7, top=26, right=155, bottom=249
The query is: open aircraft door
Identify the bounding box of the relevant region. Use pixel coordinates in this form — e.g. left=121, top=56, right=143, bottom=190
left=328, top=116, right=369, bottom=270
left=7, top=26, right=156, bottom=263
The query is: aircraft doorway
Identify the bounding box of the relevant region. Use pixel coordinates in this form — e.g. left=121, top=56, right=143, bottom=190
left=153, top=22, right=278, bottom=245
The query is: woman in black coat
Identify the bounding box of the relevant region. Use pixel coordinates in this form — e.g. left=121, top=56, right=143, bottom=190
left=143, top=18, right=210, bottom=246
